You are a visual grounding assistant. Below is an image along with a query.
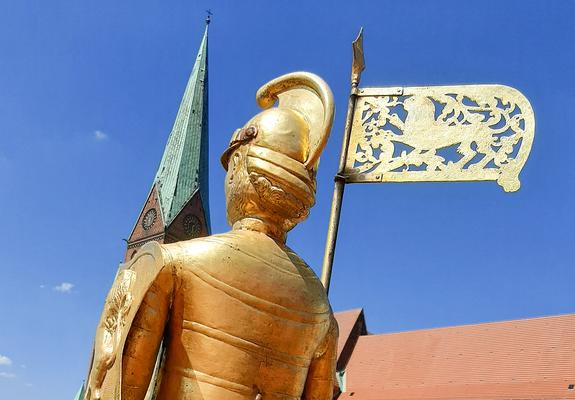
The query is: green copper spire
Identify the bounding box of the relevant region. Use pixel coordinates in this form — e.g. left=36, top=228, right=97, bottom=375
left=154, top=23, right=210, bottom=230
left=73, top=383, right=85, bottom=400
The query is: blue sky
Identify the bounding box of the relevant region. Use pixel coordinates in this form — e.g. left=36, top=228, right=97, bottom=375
left=0, top=1, right=574, bottom=398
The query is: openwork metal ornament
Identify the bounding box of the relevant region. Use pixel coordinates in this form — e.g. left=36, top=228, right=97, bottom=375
left=345, top=85, right=535, bottom=192
left=88, top=269, right=136, bottom=400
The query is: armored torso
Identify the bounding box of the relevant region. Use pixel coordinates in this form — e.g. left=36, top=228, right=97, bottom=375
left=154, top=229, right=334, bottom=399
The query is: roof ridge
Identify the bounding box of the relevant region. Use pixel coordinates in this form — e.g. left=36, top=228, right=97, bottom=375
left=366, top=312, right=575, bottom=337
left=335, top=308, right=364, bottom=315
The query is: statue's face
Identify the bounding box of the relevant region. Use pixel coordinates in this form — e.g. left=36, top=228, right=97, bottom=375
left=224, top=150, right=240, bottom=225
left=224, top=147, right=257, bottom=226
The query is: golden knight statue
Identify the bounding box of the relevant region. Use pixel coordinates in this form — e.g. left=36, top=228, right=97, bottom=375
left=84, top=72, right=337, bottom=400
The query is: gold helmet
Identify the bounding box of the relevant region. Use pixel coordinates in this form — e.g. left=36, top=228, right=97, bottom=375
left=221, top=72, right=334, bottom=223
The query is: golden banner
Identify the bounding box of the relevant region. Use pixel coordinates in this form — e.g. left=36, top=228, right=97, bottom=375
left=344, top=85, right=535, bottom=192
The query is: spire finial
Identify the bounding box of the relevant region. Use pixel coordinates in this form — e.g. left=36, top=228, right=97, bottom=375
left=205, top=10, right=212, bottom=25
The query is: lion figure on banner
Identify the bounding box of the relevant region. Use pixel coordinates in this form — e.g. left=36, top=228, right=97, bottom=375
left=393, top=95, right=499, bottom=171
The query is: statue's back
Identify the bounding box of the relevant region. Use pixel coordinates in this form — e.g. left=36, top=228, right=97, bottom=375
left=155, top=230, right=333, bottom=399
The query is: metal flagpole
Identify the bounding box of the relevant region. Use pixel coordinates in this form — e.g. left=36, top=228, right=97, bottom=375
left=320, top=28, right=365, bottom=294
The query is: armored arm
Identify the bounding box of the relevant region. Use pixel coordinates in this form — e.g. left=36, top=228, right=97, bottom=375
left=121, top=264, right=174, bottom=400
left=302, top=315, right=339, bottom=400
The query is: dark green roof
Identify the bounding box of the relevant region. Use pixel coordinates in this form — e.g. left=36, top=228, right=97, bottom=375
left=154, top=25, right=210, bottom=230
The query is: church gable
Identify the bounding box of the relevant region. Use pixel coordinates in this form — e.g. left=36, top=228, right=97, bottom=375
left=164, top=190, right=209, bottom=243
left=125, top=184, right=165, bottom=261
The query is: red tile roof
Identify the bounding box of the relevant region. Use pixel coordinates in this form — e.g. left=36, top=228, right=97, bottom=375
left=334, top=308, right=366, bottom=370
left=338, top=313, right=575, bottom=399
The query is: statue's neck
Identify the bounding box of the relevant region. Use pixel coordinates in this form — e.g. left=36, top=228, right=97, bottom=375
left=232, top=217, right=286, bottom=243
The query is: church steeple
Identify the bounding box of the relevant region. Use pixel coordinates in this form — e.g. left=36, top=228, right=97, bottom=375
left=125, top=22, right=211, bottom=261
left=155, top=23, right=209, bottom=227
